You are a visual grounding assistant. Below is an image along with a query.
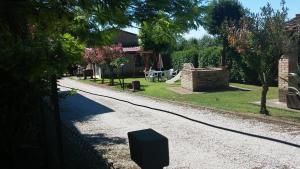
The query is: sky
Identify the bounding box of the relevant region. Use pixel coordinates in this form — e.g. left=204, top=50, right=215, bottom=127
left=123, top=0, right=300, bottom=39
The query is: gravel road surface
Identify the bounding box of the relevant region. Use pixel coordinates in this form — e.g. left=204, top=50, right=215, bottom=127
left=59, top=78, right=300, bottom=169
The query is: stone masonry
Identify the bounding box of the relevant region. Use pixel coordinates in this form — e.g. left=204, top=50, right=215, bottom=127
left=278, top=56, right=289, bottom=102
left=278, top=53, right=299, bottom=102
left=181, top=68, right=229, bottom=92
left=278, top=14, right=300, bottom=102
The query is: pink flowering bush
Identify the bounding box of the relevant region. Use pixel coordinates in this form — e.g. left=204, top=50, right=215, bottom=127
left=83, top=44, right=124, bottom=64
left=83, top=44, right=125, bottom=85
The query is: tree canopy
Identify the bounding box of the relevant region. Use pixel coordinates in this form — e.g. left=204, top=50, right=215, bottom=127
left=0, top=1, right=206, bottom=167
left=203, top=0, right=245, bottom=66
left=203, top=0, right=245, bottom=35
left=228, top=0, right=290, bottom=114
left=138, top=0, right=204, bottom=57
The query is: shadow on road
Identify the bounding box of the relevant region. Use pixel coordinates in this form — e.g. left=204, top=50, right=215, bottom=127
left=59, top=91, right=127, bottom=169
left=60, top=91, right=114, bottom=122
left=84, top=133, right=127, bottom=146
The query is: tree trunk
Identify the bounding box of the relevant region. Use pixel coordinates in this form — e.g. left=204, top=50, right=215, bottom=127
left=109, top=65, right=114, bottom=86
left=221, top=36, right=227, bottom=67
left=50, top=75, right=64, bottom=169
left=260, top=73, right=269, bottom=115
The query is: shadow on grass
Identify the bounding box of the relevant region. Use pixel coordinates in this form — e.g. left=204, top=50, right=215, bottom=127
left=112, top=82, right=150, bottom=91
left=198, top=86, right=252, bottom=93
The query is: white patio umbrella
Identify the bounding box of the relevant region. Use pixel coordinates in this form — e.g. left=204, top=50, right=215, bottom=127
left=157, top=53, right=164, bottom=71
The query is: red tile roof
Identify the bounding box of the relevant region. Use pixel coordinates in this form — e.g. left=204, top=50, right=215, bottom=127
left=286, top=14, right=300, bottom=32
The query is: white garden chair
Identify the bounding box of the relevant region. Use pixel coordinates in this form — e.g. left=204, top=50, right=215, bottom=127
left=169, top=69, right=178, bottom=77
left=162, top=70, right=172, bottom=80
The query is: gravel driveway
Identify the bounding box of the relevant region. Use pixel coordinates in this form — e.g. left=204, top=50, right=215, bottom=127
left=59, top=78, right=300, bottom=169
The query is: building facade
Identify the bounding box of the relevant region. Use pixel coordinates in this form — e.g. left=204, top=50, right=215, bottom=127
left=278, top=14, right=300, bottom=102
left=86, top=30, right=154, bottom=78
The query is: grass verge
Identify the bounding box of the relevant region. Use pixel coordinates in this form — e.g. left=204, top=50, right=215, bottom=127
left=72, top=77, right=300, bottom=123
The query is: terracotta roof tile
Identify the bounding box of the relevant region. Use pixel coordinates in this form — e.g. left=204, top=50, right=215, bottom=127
left=286, top=14, right=300, bottom=32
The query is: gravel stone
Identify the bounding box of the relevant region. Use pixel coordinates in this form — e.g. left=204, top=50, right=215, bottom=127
left=59, top=78, right=300, bottom=169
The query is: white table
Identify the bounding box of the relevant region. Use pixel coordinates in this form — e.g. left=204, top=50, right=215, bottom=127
left=148, top=70, right=163, bottom=81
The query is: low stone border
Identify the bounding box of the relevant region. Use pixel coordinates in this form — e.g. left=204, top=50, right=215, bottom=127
left=251, top=99, right=300, bottom=113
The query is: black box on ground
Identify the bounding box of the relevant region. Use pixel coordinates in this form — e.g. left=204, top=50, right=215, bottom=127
left=127, top=128, right=169, bottom=169
left=132, top=81, right=140, bottom=91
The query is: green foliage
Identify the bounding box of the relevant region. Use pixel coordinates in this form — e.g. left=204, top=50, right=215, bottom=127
left=133, top=0, right=203, bottom=30
left=198, top=35, right=221, bottom=48
left=0, top=0, right=206, bottom=166
left=139, top=13, right=178, bottom=52
left=52, top=33, right=85, bottom=74
left=229, top=0, right=290, bottom=114
left=173, top=35, right=260, bottom=83
left=111, top=57, right=130, bottom=79
left=176, top=35, right=221, bottom=50
left=232, top=3, right=289, bottom=83
left=203, top=0, right=245, bottom=66
left=0, top=25, right=46, bottom=81
left=198, top=46, right=221, bottom=67
left=139, top=11, right=198, bottom=70
left=111, top=57, right=129, bottom=68
left=172, top=36, right=221, bottom=70
left=226, top=48, right=259, bottom=83
left=60, top=34, right=84, bottom=63
left=171, top=47, right=199, bottom=70
left=203, top=0, right=245, bottom=36
left=138, top=0, right=204, bottom=55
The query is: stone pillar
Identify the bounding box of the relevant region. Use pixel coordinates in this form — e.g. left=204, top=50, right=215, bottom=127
left=278, top=56, right=289, bottom=102
left=278, top=44, right=299, bottom=102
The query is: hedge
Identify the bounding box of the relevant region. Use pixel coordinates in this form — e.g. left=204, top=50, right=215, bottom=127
left=171, top=47, right=199, bottom=70
left=171, top=45, right=259, bottom=84
left=198, top=46, right=221, bottom=68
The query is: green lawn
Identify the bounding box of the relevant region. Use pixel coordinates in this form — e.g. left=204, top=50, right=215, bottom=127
left=75, top=77, right=300, bottom=123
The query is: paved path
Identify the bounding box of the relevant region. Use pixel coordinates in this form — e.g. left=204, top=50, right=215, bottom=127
left=59, top=78, right=300, bottom=169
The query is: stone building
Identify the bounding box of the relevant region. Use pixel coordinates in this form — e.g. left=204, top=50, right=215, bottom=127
left=278, top=14, right=300, bottom=102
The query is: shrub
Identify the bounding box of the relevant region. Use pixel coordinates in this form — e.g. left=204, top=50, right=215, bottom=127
left=226, top=48, right=259, bottom=83
left=198, top=46, right=221, bottom=68
left=171, top=47, right=199, bottom=70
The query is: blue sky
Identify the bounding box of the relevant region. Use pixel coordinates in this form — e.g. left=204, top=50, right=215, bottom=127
left=124, top=0, right=300, bottom=39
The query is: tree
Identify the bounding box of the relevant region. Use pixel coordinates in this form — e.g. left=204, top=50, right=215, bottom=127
left=228, top=1, right=290, bottom=115
left=137, top=0, right=204, bottom=69
left=111, top=57, right=130, bottom=85
left=84, top=44, right=125, bottom=85
left=203, top=0, right=244, bottom=67
left=132, top=0, right=204, bottom=30
left=197, top=35, right=221, bottom=49
left=139, top=13, right=179, bottom=57
left=0, top=0, right=205, bottom=167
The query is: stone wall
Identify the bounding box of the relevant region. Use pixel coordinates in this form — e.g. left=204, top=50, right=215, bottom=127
left=279, top=13, right=300, bottom=102
left=278, top=56, right=290, bottom=102
left=181, top=68, right=229, bottom=91
left=278, top=53, right=299, bottom=102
